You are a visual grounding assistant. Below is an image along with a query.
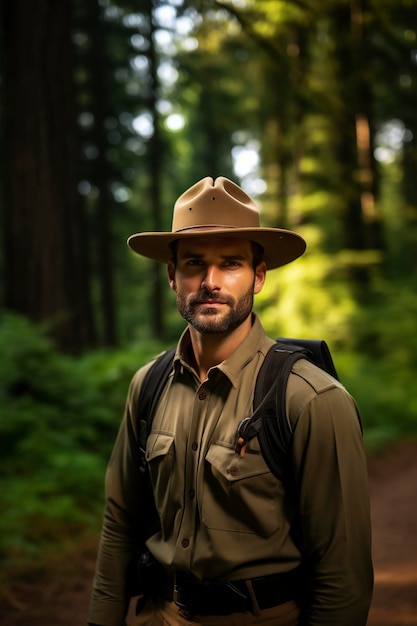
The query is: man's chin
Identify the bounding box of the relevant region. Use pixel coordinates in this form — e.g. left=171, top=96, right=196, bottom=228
left=197, top=315, right=224, bottom=328
left=188, top=312, right=230, bottom=334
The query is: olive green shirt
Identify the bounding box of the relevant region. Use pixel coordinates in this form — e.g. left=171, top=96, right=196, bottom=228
left=88, top=316, right=373, bottom=625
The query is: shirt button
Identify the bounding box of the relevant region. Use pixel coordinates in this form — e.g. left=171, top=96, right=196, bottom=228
left=181, top=538, right=189, bottom=548
left=228, top=466, right=238, bottom=476
left=191, top=442, right=198, bottom=451
left=198, top=392, right=206, bottom=400
left=189, top=489, right=195, bottom=499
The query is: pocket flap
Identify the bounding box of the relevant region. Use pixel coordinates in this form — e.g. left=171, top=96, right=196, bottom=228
left=146, top=432, right=174, bottom=462
left=206, top=442, right=269, bottom=482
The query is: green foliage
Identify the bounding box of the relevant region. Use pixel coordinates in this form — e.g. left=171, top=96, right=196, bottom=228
left=338, top=351, right=417, bottom=451
left=256, top=267, right=417, bottom=449
left=255, top=244, right=359, bottom=345
left=344, top=278, right=417, bottom=447
left=0, top=313, right=165, bottom=566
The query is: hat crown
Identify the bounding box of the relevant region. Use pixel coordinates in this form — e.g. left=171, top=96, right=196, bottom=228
left=172, top=176, right=260, bottom=232
left=127, top=175, right=306, bottom=269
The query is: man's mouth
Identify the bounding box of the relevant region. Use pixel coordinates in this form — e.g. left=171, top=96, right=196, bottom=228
left=193, top=300, right=226, bottom=308
left=190, top=291, right=232, bottom=309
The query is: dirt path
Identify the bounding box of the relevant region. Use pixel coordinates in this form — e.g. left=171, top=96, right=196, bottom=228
left=2, top=440, right=417, bottom=625
left=366, top=440, right=417, bottom=626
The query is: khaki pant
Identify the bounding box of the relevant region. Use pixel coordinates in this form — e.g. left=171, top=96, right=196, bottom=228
left=129, top=598, right=300, bottom=626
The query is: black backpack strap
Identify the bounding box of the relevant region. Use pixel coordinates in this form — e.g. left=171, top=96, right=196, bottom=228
left=134, top=346, right=176, bottom=544
left=236, top=338, right=337, bottom=482
left=257, top=343, right=312, bottom=482
left=137, top=346, right=176, bottom=465
left=130, top=347, right=175, bottom=594
left=236, top=342, right=309, bottom=482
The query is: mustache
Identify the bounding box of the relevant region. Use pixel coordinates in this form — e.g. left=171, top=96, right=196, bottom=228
left=189, top=289, right=234, bottom=306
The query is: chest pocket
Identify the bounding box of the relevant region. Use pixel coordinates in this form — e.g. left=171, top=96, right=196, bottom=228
left=202, top=442, right=283, bottom=537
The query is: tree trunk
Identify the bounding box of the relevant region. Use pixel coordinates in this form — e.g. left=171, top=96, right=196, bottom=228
left=86, top=0, right=118, bottom=347
left=331, top=1, right=370, bottom=289
left=1, top=0, right=95, bottom=352
left=145, top=0, right=165, bottom=339
left=350, top=0, right=384, bottom=255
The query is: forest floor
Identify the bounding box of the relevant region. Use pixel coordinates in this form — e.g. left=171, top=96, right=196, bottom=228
left=1, top=439, right=417, bottom=626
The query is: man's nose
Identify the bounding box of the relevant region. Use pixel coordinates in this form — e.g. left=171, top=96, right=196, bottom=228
left=201, top=265, right=221, bottom=291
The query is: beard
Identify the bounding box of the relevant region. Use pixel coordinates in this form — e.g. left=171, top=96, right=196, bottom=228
left=176, top=285, right=254, bottom=334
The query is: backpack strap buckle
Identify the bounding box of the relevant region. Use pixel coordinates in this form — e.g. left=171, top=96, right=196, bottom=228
left=235, top=415, right=264, bottom=457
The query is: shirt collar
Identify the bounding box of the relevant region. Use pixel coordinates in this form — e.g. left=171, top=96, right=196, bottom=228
left=174, top=314, right=270, bottom=388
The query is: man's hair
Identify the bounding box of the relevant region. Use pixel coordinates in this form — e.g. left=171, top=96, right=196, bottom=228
left=251, top=242, right=265, bottom=270
left=169, top=240, right=264, bottom=271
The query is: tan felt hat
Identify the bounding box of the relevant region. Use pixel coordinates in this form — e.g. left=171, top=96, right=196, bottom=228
left=127, top=176, right=306, bottom=269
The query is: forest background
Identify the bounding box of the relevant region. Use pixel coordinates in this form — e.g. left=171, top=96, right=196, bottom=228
left=1, top=0, right=417, bottom=588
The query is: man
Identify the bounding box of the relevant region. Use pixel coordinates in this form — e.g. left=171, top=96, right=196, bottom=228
left=88, top=176, right=373, bottom=626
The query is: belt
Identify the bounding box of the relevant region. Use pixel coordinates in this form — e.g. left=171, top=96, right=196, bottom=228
left=171, top=567, right=301, bottom=616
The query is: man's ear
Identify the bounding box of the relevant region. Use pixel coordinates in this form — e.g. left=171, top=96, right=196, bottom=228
left=254, top=262, right=267, bottom=295
left=168, top=260, right=176, bottom=291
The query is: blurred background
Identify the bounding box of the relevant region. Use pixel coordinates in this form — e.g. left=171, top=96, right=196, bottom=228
left=1, top=0, right=416, bottom=619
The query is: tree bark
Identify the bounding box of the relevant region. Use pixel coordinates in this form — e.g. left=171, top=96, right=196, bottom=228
left=1, top=0, right=95, bottom=352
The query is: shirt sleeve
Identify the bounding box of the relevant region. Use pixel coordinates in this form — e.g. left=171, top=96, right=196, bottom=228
left=291, top=382, right=373, bottom=625
left=88, top=371, right=146, bottom=626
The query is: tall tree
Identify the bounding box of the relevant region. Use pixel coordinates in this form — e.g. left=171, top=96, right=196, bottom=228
left=74, top=0, right=180, bottom=341
left=76, top=0, right=120, bottom=346
left=142, top=0, right=166, bottom=339
left=1, top=0, right=95, bottom=352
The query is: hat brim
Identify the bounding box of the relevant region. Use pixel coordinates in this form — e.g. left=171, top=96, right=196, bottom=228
left=127, top=227, right=306, bottom=269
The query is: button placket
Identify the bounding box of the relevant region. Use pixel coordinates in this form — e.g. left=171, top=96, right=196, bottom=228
left=178, top=383, right=210, bottom=565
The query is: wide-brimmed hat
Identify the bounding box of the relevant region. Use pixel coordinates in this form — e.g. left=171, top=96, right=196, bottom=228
left=127, top=176, right=306, bottom=269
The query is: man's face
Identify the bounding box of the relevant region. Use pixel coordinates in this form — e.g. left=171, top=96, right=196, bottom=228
left=168, top=237, right=266, bottom=335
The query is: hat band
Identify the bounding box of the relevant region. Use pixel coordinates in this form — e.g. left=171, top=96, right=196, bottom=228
left=174, top=224, right=243, bottom=234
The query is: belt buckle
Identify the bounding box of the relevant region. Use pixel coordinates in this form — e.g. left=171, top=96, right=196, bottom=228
left=173, top=573, right=182, bottom=606
left=173, top=573, right=250, bottom=616
left=173, top=574, right=193, bottom=618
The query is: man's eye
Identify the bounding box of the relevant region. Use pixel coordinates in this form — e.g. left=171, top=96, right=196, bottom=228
left=224, top=260, right=240, bottom=267
left=186, top=259, right=204, bottom=266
